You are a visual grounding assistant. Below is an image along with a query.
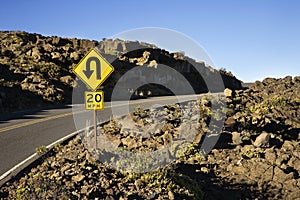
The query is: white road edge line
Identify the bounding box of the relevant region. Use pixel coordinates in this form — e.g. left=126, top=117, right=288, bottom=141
left=0, top=127, right=90, bottom=187
left=0, top=94, right=209, bottom=186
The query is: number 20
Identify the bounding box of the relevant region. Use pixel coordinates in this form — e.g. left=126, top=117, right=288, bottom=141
left=87, top=93, right=102, bottom=103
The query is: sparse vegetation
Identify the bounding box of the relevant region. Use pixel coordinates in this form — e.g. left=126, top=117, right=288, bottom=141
left=122, top=166, right=203, bottom=199
left=294, top=97, right=300, bottom=104
left=35, top=145, right=47, bottom=155
left=241, top=149, right=261, bottom=159
left=248, top=95, right=287, bottom=115
left=53, top=143, right=62, bottom=153
left=133, top=106, right=149, bottom=119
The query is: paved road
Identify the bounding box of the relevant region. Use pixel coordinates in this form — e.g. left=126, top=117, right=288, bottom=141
left=0, top=95, right=201, bottom=176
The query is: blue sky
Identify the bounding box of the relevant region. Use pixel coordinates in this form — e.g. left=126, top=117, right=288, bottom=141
left=0, top=0, right=299, bottom=82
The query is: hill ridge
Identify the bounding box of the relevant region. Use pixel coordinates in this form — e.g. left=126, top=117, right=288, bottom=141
left=0, top=31, right=242, bottom=113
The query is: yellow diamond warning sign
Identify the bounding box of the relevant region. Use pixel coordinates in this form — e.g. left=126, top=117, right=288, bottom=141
left=85, top=91, right=104, bottom=110
left=73, top=48, right=114, bottom=91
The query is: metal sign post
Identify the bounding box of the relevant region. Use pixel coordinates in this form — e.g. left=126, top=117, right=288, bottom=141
left=73, top=48, right=114, bottom=150
left=94, top=109, right=97, bottom=149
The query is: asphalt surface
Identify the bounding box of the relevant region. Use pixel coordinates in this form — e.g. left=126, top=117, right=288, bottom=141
left=0, top=95, right=201, bottom=176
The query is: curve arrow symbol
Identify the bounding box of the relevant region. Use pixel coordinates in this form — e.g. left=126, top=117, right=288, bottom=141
left=83, top=57, right=101, bottom=79
left=83, top=68, right=94, bottom=79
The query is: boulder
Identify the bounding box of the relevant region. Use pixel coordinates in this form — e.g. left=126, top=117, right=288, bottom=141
left=224, top=88, right=233, bottom=97
left=273, top=166, right=294, bottom=183
left=225, top=116, right=236, bottom=127
left=265, top=148, right=276, bottom=163
left=42, top=43, right=53, bottom=52
left=70, top=51, right=80, bottom=60
left=51, top=52, right=61, bottom=59
left=148, top=60, right=158, bottom=68
left=32, top=75, right=42, bottom=83
left=72, top=173, right=85, bottom=183
left=281, top=140, right=295, bottom=151
left=231, top=131, right=242, bottom=145
left=287, top=157, right=300, bottom=172
left=60, top=75, right=74, bottom=85
left=253, top=132, right=270, bottom=147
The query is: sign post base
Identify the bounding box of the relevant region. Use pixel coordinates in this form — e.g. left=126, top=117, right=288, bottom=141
left=94, top=109, right=97, bottom=149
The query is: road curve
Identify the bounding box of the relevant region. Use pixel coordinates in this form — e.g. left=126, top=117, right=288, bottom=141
left=0, top=94, right=203, bottom=176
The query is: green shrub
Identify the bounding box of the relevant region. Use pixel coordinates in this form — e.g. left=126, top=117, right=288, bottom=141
left=53, top=143, right=62, bottom=152
left=241, top=149, right=261, bottom=159
left=133, top=106, right=149, bottom=118
left=248, top=95, right=286, bottom=115
left=294, top=97, right=300, bottom=104
left=35, top=145, right=47, bottom=155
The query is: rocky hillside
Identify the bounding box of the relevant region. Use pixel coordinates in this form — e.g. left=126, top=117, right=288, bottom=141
left=0, top=31, right=242, bottom=113
left=0, top=76, right=299, bottom=199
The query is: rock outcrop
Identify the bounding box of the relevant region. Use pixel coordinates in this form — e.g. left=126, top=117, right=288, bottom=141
left=0, top=31, right=242, bottom=113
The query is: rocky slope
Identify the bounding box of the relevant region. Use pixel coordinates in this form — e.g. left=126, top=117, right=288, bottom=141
left=0, top=76, right=299, bottom=199
left=0, top=31, right=242, bottom=113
